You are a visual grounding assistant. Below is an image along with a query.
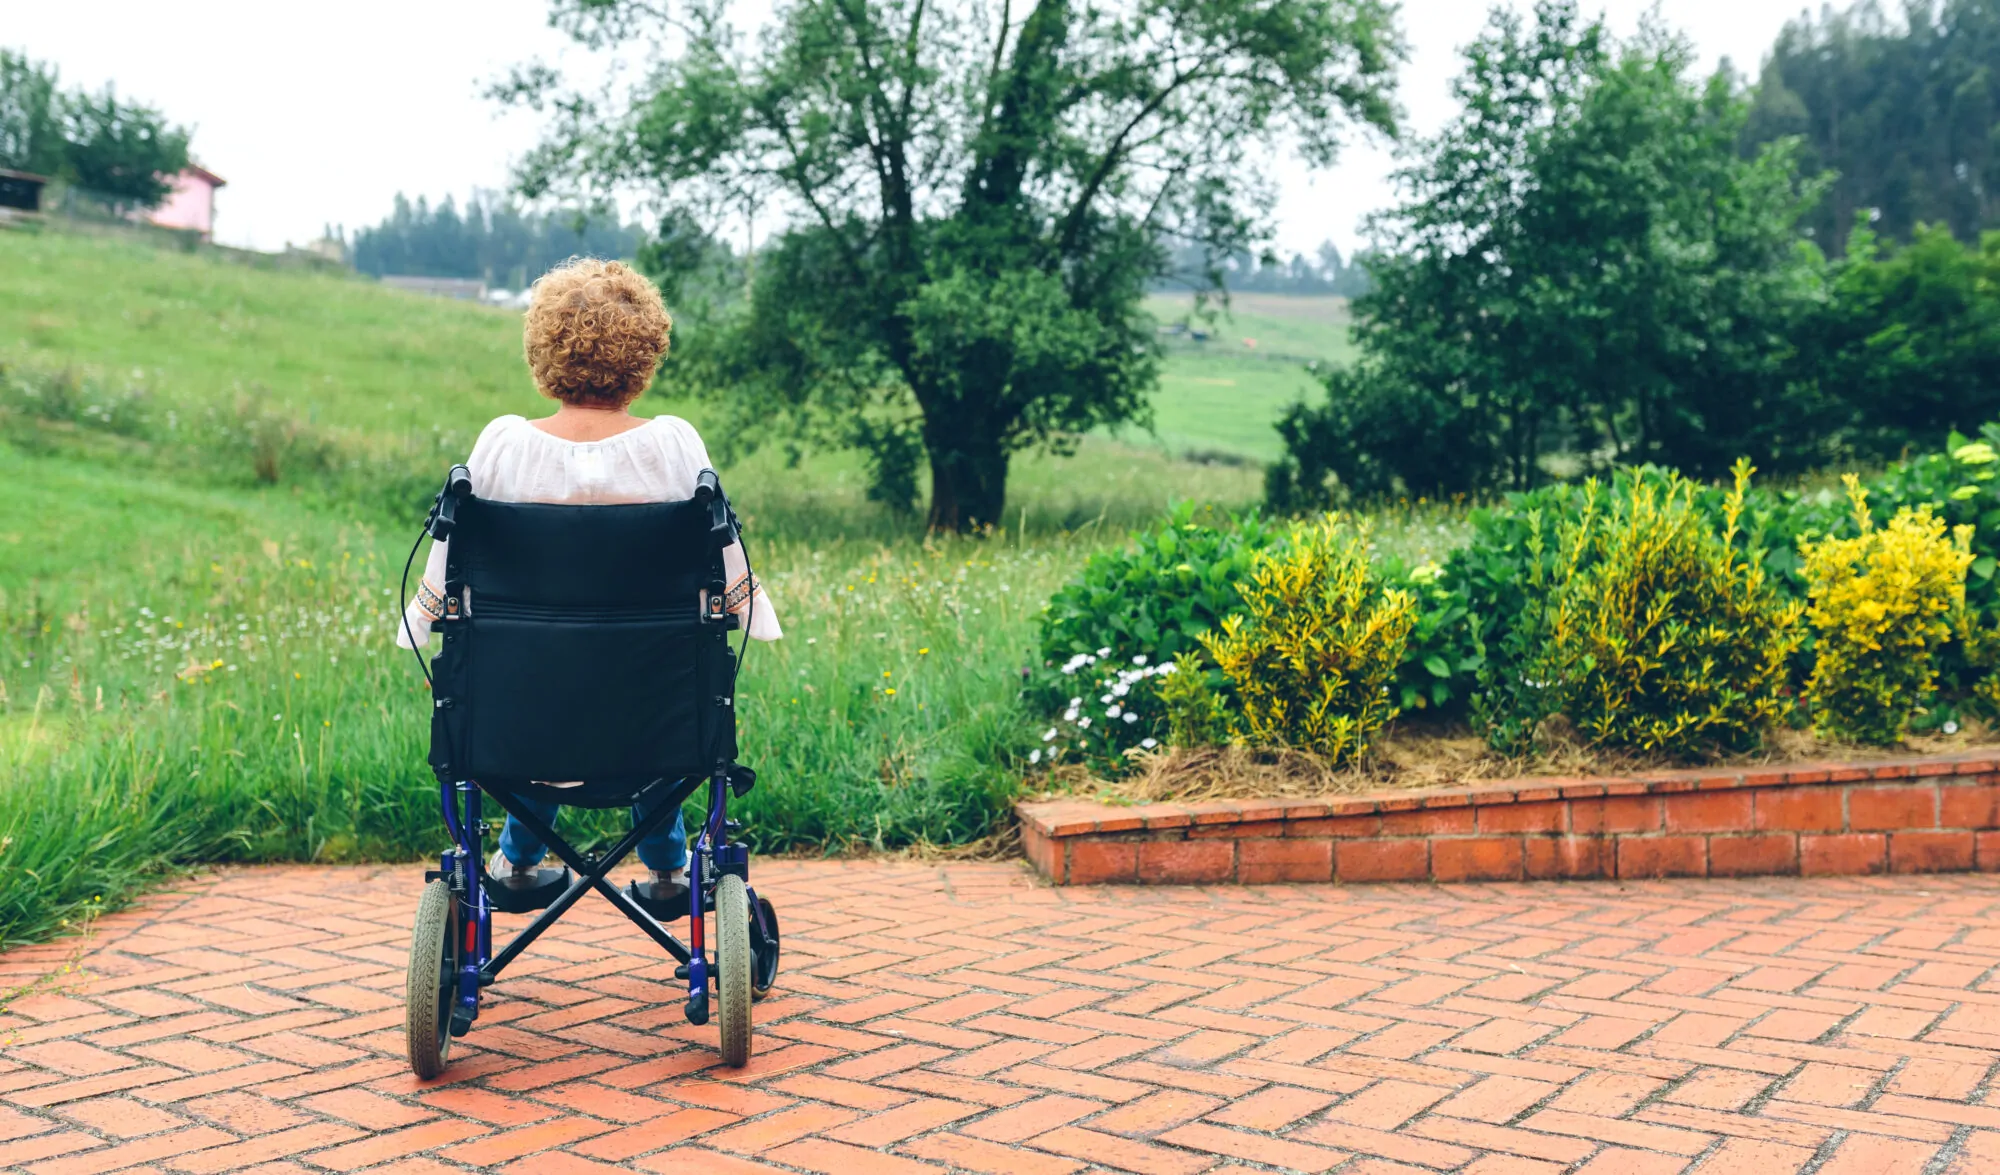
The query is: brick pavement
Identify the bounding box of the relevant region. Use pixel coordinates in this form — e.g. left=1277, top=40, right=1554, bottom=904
left=6, top=863, right=2000, bottom=1173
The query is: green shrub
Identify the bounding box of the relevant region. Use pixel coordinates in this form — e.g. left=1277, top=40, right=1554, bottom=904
left=1202, top=516, right=1415, bottom=765
left=1031, top=504, right=1278, bottom=769
left=1380, top=556, right=1482, bottom=717
left=1037, top=502, right=1279, bottom=667
left=1159, top=652, right=1230, bottom=749
left=1481, top=462, right=1803, bottom=757
left=1801, top=477, right=1973, bottom=744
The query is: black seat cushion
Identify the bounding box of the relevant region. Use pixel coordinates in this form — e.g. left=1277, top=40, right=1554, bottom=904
left=427, top=497, right=736, bottom=791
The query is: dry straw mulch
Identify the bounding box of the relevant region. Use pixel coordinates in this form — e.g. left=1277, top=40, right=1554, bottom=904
left=1033, top=718, right=2000, bottom=807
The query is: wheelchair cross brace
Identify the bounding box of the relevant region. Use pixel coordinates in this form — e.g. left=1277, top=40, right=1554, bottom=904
left=479, top=777, right=702, bottom=977
left=435, top=769, right=746, bottom=1035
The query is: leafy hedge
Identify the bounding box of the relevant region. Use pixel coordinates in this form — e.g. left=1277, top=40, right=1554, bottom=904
left=1033, top=423, right=2000, bottom=771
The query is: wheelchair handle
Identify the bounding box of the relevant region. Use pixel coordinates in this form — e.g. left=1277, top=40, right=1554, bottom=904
left=694, top=468, right=735, bottom=546
left=429, top=464, right=473, bottom=540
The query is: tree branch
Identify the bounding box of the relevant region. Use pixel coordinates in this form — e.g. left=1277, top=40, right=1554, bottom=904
left=1056, top=61, right=1214, bottom=255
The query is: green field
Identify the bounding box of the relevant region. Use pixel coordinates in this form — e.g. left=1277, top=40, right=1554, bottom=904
left=1125, top=292, right=1352, bottom=462
left=0, top=228, right=1282, bottom=946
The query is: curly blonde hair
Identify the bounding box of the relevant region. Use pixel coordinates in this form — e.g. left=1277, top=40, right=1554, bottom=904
left=523, top=258, right=672, bottom=407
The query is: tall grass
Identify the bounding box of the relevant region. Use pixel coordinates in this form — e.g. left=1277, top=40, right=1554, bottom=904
left=0, top=349, right=1262, bottom=945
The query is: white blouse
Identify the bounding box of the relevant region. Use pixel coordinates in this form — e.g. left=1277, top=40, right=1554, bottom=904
left=396, top=414, right=782, bottom=648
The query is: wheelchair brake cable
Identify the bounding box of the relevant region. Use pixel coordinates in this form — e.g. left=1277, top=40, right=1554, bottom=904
left=735, top=527, right=754, bottom=688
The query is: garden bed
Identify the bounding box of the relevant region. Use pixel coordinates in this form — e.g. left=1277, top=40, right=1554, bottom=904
left=1016, top=750, right=2000, bottom=885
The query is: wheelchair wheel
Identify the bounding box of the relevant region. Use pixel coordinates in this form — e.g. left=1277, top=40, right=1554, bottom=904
left=405, top=879, right=457, bottom=1079
left=715, top=873, right=753, bottom=1066
left=751, top=896, right=780, bottom=1001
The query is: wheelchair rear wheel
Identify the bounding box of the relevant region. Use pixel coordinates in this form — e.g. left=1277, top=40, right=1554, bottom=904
left=715, top=873, right=753, bottom=1066
left=405, top=879, right=458, bottom=1079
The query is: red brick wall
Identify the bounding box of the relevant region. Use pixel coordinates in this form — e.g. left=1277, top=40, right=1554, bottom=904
left=1017, top=754, right=2000, bottom=885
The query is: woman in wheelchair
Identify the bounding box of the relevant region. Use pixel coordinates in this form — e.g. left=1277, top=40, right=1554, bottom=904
left=397, top=258, right=780, bottom=906
left=393, top=258, right=783, bottom=1074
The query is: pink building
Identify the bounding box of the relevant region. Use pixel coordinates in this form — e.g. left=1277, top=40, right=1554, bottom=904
left=146, top=165, right=226, bottom=239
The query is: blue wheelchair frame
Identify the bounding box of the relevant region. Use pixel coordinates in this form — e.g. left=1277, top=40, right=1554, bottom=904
left=430, top=768, right=771, bottom=1033
left=404, top=463, right=778, bottom=1067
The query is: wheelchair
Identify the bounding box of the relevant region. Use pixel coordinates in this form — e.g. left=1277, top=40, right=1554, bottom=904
left=399, top=464, right=780, bottom=1078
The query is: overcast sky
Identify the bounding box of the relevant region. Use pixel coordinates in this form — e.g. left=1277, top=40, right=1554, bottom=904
left=11, top=0, right=1817, bottom=258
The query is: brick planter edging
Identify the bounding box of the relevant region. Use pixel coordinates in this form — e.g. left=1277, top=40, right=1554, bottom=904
left=1016, top=751, right=2000, bottom=885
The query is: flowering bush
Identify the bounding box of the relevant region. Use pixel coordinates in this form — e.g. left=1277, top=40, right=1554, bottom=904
left=1029, top=504, right=1278, bottom=771
left=1802, top=478, right=1974, bottom=744
left=1031, top=649, right=1178, bottom=770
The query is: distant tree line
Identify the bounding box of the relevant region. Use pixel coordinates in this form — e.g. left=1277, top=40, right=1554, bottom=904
left=0, top=49, right=191, bottom=209
left=1159, top=241, right=1373, bottom=296
left=349, top=192, right=645, bottom=289
left=1743, top=0, right=2000, bottom=251
left=1271, top=0, right=2000, bottom=508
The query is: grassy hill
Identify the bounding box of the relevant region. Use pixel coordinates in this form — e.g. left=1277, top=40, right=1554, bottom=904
left=0, top=228, right=1276, bottom=945
left=1130, top=292, right=1351, bottom=462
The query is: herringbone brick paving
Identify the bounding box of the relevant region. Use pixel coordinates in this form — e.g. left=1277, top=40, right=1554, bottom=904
left=6, top=864, right=2000, bottom=1173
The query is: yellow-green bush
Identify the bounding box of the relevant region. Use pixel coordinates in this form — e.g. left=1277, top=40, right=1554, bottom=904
left=1158, top=653, right=1231, bottom=750
left=1502, top=462, right=1803, bottom=757
left=1201, top=517, right=1415, bottom=765
left=1802, top=477, right=1973, bottom=744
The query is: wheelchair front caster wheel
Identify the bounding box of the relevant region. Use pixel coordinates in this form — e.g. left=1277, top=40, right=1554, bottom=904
left=405, top=879, right=458, bottom=1079
left=684, top=990, right=709, bottom=1026
left=716, top=873, right=753, bottom=1066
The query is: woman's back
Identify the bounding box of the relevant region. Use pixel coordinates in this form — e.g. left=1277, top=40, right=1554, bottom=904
left=399, top=412, right=782, bottom=646
left=467, top=413, right=714, bottom=506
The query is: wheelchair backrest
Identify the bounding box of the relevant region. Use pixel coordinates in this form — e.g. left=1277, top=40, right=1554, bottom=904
left=426, top=495, right=737, bottom=787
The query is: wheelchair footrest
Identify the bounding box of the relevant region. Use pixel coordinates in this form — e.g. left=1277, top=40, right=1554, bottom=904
left=485, top=867, right=571, bottom=914
left=627, top=879, right=704, bottom=921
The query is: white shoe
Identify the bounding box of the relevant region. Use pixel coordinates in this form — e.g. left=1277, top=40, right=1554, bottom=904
left=488, top=849, right=539, bottom=888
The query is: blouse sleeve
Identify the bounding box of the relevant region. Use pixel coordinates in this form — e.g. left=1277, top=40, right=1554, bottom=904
left=394, top=419, right=506, bottom=649
left=668, top=419, right=783, bottom=642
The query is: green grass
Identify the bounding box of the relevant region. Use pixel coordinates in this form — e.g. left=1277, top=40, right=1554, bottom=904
left=0, top=228, right=1274, bottom=946
left=1126, top=292, right=1353, bottom=462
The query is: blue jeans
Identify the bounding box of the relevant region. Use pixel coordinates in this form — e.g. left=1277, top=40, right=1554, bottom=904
left=498, top=790, right=688, bottom=873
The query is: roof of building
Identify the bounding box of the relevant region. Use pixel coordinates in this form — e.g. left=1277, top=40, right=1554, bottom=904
left=181, top=164, right=226, bottom=188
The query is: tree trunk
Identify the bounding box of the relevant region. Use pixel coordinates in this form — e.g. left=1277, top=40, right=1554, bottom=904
left=926, top=435, right=1010, bottom=532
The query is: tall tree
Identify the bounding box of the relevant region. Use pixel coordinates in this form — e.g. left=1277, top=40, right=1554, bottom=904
left=501, top=0, right=1403, bottom=529
left=1270, top=1, right=1827, bottom=503
left=0, top=50, right=67, bottom=178
left=61, top=85, right=190, bottom=208
left=0, top=49, right=189, bottom=207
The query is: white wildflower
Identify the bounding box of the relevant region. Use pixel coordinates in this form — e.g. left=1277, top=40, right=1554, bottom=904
left=1123, top=712, right=1139, bottom=724
left=1141, top=737, right=1158, bottom=749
